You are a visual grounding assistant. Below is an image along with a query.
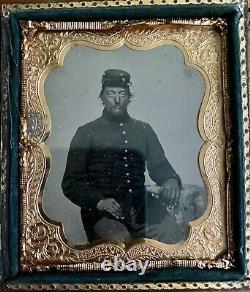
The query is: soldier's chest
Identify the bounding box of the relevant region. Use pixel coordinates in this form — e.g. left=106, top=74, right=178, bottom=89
left=91, top=124, right=146, bottom=154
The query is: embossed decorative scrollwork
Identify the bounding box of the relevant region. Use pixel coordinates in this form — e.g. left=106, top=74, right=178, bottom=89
left=20, top=20, right=232, bottom=272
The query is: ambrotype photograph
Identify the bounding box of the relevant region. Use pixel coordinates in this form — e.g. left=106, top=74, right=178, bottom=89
left=0, top=0, right=249, bottom=291
left=43, top=44, right=207, bottom=245
left=18, top=20, right=232, bottom=271
left=1, top=0, right=249, bottom=288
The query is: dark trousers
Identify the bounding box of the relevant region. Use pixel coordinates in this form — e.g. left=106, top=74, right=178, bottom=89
left=81, top=192, right=147, bottom=242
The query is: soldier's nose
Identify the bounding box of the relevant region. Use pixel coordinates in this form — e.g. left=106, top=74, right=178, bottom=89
left=114, top=95, right=120, bottom=103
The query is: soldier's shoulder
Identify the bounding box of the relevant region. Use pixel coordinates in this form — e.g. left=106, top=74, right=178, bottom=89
left=76, top=117, right=102, bottom=133
left=130, top=117, right=151, bottom=129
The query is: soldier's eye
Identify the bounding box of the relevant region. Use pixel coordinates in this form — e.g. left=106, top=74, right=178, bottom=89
left=119, top=92, right=126, bottom=97
left=106, top=92, right=116, bottom=97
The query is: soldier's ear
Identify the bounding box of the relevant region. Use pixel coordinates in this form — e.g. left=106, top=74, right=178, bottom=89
left=99, top=89, right=104, bottom=100
left=98, top=94, right=104, bottom=105
left=129, top=92, right=134, bottom=101
left=99, top=91, right=103, bottom=99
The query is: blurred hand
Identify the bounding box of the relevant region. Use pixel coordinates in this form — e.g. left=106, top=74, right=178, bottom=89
left=96, top=198, right=123, bottom=219
left=160, top=178, right=180, bottom=209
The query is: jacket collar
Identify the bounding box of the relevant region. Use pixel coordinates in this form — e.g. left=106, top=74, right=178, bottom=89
left=102, top=108, right=131, bottom=124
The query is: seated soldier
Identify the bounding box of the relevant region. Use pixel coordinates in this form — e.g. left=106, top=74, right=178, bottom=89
left=62, top=69, right=182, bottom=243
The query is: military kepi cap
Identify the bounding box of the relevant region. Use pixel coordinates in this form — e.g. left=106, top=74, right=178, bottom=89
left=102, top=69, right=131, bottom=88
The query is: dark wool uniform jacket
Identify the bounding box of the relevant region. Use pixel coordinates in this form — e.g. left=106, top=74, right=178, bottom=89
left=61, top=109, right=181, bottom=237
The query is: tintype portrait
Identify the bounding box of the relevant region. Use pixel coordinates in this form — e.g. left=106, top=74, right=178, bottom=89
left=14, top=19, right=236, bottom=273
left=1, top=0, right=249, bottom=288
left=44, top=45, right=207, bottom=245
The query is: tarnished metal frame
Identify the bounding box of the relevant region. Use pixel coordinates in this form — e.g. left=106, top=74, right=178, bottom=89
left=1, top=0, right=249, bottom=290
left=18, top=18, right=232, bottom=272
left=0, top=13, right=11, bottom=285
left=0, top=0, right=248, bottom=14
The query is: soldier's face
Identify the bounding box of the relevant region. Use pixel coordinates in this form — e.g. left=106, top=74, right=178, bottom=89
left=102, top=86, right=130, bottom=117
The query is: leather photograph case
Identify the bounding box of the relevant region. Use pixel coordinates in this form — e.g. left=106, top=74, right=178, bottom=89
left=0, top=0, right=249, bottom=290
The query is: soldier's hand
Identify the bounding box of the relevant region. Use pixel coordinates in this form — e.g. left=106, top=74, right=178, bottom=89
left=160, top=178, right=180, bottom=209
left=96, top=198, right=123, bottom=219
